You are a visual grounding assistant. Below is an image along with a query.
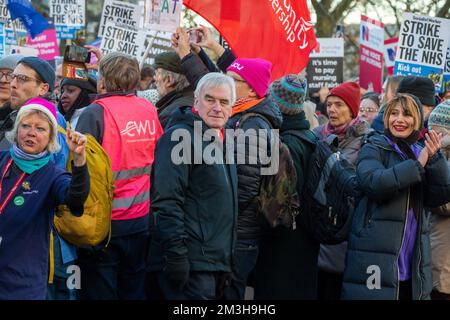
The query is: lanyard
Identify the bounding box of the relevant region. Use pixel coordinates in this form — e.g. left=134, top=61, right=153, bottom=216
left=0, top=158, right=26, bottom=215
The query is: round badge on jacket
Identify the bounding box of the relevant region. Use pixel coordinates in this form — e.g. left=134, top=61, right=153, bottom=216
left=14, top=196, right=25, bottom=206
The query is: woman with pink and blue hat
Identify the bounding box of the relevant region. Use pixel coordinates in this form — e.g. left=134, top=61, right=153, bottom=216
left=0, top=97, right=90, bottom=299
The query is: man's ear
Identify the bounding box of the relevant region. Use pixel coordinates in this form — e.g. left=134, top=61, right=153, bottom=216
left=39, top=83, right=50, bottom=96
left=166, top=74, right=176, bottom=88
left=98, top=77, right=107, bottom=94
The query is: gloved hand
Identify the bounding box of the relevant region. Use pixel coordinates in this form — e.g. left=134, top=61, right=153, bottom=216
left=163, top=254, right=190, bottom=291
left=216, top=272, right=233, bottom=299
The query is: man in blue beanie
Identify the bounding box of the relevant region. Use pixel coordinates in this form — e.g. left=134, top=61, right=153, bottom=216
left=10, top=56, right=55, bottom=109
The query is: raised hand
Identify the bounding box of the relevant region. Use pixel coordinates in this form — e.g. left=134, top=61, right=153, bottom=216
left=424, top=130, right=443, bottom=158
left=418, top=130, right=443, bottom=167
left=172, top=27, right=191, bottom=59
left=84, top=45, right=103, bottom=71
left=196, top=25, right=225, bottom=57
left=67, top=129, right=87, bottom=166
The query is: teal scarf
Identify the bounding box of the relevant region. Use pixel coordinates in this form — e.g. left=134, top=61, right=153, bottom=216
left=9, top=144, right=51, bottom=174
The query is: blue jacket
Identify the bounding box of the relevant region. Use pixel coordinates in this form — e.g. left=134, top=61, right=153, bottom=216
left=0, top=153, right=73, bottom=299
left=342, top=134, right=450, bottom=300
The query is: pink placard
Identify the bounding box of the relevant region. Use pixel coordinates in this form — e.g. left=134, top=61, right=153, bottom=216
left=26, top=29, right=60, bottom=61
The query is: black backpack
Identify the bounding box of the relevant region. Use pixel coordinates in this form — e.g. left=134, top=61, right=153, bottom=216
left=288, top=131, right=360, bottom=244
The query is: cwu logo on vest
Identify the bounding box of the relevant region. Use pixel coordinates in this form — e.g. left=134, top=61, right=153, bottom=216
left=121, top=120, right=157, bottom=137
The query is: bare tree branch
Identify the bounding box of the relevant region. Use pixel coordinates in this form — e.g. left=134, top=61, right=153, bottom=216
left=311, top=0, right=333, bottom=20
left=437, top=0, right=450, bottom=17
left=331, top=0, right=357, bottom=21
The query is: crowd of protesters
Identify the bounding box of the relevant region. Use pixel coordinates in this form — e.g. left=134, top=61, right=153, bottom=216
left=0, top=24, right=449, bottom=301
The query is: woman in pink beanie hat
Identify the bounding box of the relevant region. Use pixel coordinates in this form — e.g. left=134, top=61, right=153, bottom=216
left=0, top=97, right=90, bottom=299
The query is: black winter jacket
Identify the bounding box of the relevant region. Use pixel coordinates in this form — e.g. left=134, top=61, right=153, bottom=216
left=156, top=88, right=194, bottom=129
left=342, top=134, right=450, bottom=300
left=227, top=98, right=283, bottom=240
left=147, top=106, right=238, bottom=272
left=253, top=112, right=320, bottom=299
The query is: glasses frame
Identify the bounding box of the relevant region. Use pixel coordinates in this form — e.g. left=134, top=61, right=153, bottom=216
left=9, top=73, right=42, bottom=84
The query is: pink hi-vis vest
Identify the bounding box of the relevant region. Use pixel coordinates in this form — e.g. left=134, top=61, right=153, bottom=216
left=94, top=95, right=163, bottom=221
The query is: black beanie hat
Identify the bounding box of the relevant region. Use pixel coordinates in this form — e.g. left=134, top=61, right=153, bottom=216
left=397, top=76, right=436, bottom=107
left=60, top=76, right=97, bottom=93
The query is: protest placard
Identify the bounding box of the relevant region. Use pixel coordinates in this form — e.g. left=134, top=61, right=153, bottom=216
left=384, top=37, right=398, bottom=76
left=0, top=2, right=27, bottom=45
left=98, top=0, right=140, bottom=38
left=50, top=0, right=85, bottom=40
left=359, top=15, right=384, bottom=94
left=306, top=38, right=343, bottom=91
left=0, top=23, right=5, bottom=57
left=100, top=22, right=146, bottom=59
left=443, top=41, right=450, bottom=94
left=146, top=0, right=182, bottom=33
left=394, top=13, right=450, bottom=92
left=9, top=45, right=39, bottom=56
left=26, top=28, right=60, bottom=61
left=0, top=0, right=8, bottom=24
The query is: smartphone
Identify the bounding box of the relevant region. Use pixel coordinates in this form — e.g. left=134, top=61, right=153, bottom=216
left=64, top=45, right=91, bottom=63
left=62, top=45, right=90, bottom=81
left=188, top=28, right=200, bottom=43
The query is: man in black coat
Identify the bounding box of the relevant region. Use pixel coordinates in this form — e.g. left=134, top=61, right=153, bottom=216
left=153, top=52, right=195, bottom=129
left=147, top=72, right=238, bottom=300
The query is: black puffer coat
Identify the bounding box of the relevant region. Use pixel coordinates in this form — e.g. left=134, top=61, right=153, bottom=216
left=342, top=134, right=450, bottom=300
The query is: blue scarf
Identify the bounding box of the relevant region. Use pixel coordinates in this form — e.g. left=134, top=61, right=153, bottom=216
left=9, top=144, right=51, bottom=174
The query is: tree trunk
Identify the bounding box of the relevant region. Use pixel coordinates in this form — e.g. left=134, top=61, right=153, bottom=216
left=315, top=15, right=335, bottom=37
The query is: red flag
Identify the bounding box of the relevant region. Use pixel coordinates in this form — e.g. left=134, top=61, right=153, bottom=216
left=184, top=0, right=317, bottom=81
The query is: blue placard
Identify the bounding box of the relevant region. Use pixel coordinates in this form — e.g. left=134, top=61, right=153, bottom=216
left=394, top=61, right=445, bottom=93
left=5, top=27, right=27, bottom=45
left=0, top=23, right=5, bottom=57
left=55, top=25, right=83, bottom=40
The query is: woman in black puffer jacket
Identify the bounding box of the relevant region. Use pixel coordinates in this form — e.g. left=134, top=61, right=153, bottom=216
left=342, top=93, right=450, bottom=300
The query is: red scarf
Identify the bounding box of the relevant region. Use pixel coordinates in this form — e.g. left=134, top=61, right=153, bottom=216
left=322, top=117, right=361, bottom=142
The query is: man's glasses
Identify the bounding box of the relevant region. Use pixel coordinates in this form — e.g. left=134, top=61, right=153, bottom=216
left=9, top=73, right=41, bottom=84
left=359, top=107, right=378, bottom=113
left=0, top=71, right=12, bottom=81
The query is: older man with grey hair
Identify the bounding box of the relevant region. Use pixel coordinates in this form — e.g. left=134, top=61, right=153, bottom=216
left=153, top=51, right=196, bottom=129
left=147, top=72, right=238, bottom=300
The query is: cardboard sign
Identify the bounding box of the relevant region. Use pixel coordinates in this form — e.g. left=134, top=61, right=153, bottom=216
left=98, top=0, right=140, bottom=38
left=359, top=15, right=384, bottom=94
left=146, top=0, right=182, bottom=33
left=306, top=38, right=344, bottom=90
left=141, top=30, right=172, bottom=64
left=26, top=28, right=60, bottom=61
left=394, top=13, right=450, bottom=92
left=50, top=0, right=85, bottom=26
left=50, top=0, right=85, bottom=40
left=100, top=22, right=146, bottom=59
left=9, top=45, right=38, bottom=56
left=0, top=5, right=27, bottom=46
left=384, top=37, right=398, bottom=76
left=0, top=0, right=8, bottom=24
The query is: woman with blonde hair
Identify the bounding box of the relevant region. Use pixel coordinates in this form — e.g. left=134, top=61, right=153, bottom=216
left=342, top=93, right=450, bottom=300
left=0, top=98, right=90, bottom=299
